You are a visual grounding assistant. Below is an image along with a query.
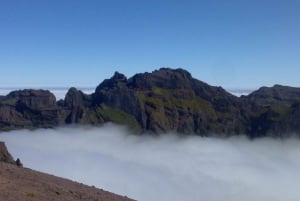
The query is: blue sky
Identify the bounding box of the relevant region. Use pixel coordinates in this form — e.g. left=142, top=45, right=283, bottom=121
left=0, top=0, right=299, bottom=89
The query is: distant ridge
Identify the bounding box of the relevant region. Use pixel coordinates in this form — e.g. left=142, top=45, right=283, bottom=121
left=1, top=67, right=300, bottom=138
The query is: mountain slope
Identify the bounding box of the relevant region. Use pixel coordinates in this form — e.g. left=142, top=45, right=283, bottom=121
left=0, top=162, right=134, bottom=201
left=242, top=85, right=300, bottom=137
left=0, top=141, right=134, bottom=201
left=1, top=68, right=300, bottom=137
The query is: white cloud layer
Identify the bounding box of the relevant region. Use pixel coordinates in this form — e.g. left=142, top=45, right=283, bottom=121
left=0, top=87, right=94, bottom=100
left=0, top=87, right=253, bottom=99
left=226, top=88, right=254, bottom=97
left=1, top=125, right=300, bottom=201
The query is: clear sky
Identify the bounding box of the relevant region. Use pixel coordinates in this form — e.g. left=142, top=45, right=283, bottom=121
left=0, top=0, right=299, bottom=89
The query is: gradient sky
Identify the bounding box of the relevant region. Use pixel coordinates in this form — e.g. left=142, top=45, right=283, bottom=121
left=0, top=0, right=299, bottom=89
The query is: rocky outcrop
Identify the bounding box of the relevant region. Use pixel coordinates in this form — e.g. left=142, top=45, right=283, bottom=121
left=241, top=85, right=300, bottom=137
left=93, top=72, right=145, bottom=132
left=125, top=68, right=247, bottom=135
left=0, top=89, right=59, bottom=130
left=0, top=141, right=15, bottom=164
left=0, top=68, right=300, bottom=138
left=58, top=87, right=100, bottom=124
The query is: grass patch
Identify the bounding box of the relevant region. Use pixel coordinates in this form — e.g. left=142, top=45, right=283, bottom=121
left=96, top=104, right=141, bottom=132
left=26, top=192, right=35, bottom=198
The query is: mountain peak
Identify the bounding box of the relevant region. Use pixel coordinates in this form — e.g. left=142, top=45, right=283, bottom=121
left=112, top=71, right=127, bottom=81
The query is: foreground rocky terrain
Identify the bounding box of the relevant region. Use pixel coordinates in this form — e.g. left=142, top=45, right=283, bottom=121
left=1, top=68, right=300, bottom=137
left=0, top=142, right=15, bottom=164
left=0, top=141, right=134, bottom=201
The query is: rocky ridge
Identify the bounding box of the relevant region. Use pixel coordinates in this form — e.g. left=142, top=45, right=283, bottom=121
left=1, top=68, right=300, bottom=138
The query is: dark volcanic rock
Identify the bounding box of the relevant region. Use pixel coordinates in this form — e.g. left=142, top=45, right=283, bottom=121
left=0, top=68, right=300, bottom=138
left=284, top=103, right=300, bottom=132
left=0, top=89, right=59, bottom=130
left=245, top=85, right=300, bottom=104
left=59, top=87, right=98, bottom=124
left=93, top=72, right=146, bottom=132
left=242, top=85, right=300, bottom=137
left=0, top=105, right=31, bottom=129
left=128, top=68, right=194, bottom=90
left=0, top=141, right=15, bottom=164
left=7, top=89, right=57, bottom=110
left=126, top=68, right=246, bottom=135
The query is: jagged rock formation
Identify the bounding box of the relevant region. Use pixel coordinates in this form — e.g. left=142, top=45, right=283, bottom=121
left=0, top=90, right=58, bottom=130
left=0, top=141, right=15, bottom=164
left=125, top=68, right=247, bottom=135
left=0, top=68, right=300, bottom=137
left=58, top=87, right=98, bottom=124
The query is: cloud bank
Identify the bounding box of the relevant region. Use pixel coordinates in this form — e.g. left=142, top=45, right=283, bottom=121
left=0, top=87, right=253, bottom=99
left=1, top=125, right=300, bottom=201
left=226, top=88, right=254, bottom=97
left=0, top=87, right=94, bottom=100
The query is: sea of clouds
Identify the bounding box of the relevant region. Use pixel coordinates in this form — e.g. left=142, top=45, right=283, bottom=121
left=0, top=87, right=95, bottom=100
left=1, top=124, right=300, bottom=201
left=0, top=87, right=253, bottom=101
left=226, top=88, right=254, bottom=97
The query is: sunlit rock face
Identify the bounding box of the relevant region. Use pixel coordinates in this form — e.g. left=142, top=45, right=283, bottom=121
left=0, top=89, right=59, bottom=130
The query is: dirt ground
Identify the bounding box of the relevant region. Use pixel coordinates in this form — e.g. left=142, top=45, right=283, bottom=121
left=0, top=162, right=135, bottom=201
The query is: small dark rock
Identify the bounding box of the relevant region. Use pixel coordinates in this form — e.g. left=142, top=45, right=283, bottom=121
left=16, top=158, right=23, bottom=167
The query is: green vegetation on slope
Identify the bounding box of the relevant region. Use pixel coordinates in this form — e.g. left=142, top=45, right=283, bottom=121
left=96, top=104, right=141, bottom=133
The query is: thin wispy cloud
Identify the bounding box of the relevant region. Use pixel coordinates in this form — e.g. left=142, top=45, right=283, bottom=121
left=1, top=124, right=300, bottom=201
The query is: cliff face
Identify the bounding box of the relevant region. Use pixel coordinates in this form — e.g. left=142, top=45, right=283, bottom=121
left=242, top=85, right=300, bottom=137
left=0, top=89, right=58, bottom=130
left=0, top=141, right=15, bottom=164
left=125, top=68, right=247, bottom=135
left=1, top=68, right=300, bottom=137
